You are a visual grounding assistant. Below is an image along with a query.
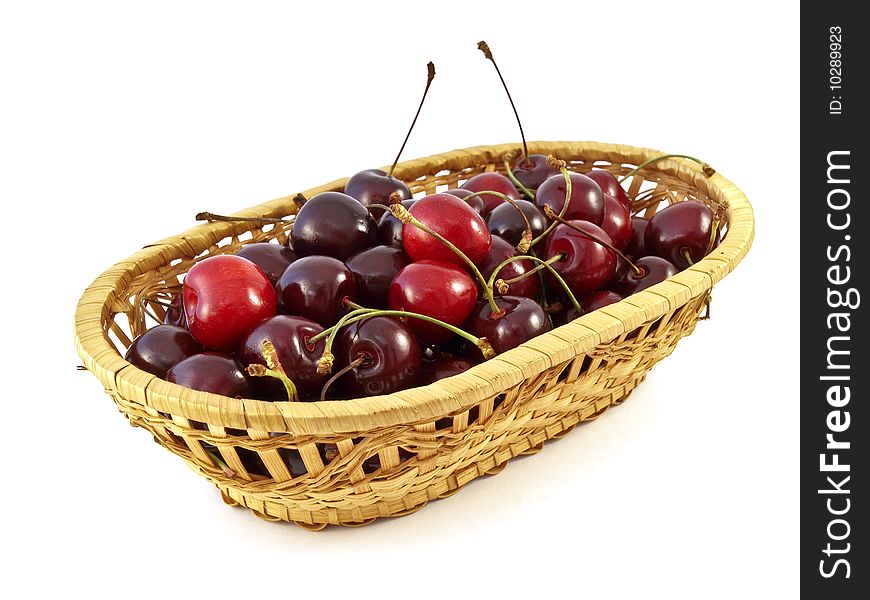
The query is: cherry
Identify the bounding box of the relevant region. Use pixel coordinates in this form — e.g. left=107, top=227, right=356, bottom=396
left=276, top=255, right=356, bottom=326
left=403, top=193, right=492, bottom=266
left=162, top=294, right=187, bottom=328
left=166, top=352, right=252, bottom=398
left=626, top=216, right=649, bottom=257
left=466, top=296, right=551, bottom=355
left=333, top=316, right=421, bottom=397
left=238, top=315, right=327, bottom=398
left=290, top=192, right=377, bottom=260
left=235, top=242, right=296, bottom=285
left=182, top=255, right=277, bottom=350
left=535, top=172, right=605, bottom=225
left=645, top=200, right=715, bottom=269
left=344, top=169, right=411, bottom=220
left=583, top=290, right=624, bottom=313
left=479, top=235, right=539, bottom=299
left=388, top=260, right=478, bottom=344
left=586, top=170, right=632, bottom=212
left=612, top=256, right=678, bottom=296
left=125, top=324, right=202, bottom=378
left=346, top=246, right=410, bottom=308
left=445, top=188, right=486, bottom=216
left=419, top=356, right=478, bottom=385
left=460, top=172, right=519, bottom=215
left=486, top=199, right=547, bottom=247
left=512, top=154, right=557, bottom=190
left=377, top=199, right=416, bottom=248
left=544, top=220, right=617, bottom=295
left=600, top=193, right=631, bottom=251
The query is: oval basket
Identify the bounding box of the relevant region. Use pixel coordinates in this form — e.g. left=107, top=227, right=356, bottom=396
left=74, top=141, right=754, bottom=529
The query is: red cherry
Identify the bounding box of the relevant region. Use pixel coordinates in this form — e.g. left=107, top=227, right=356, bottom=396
left=586, top=170, right=632, bottom=212
left=544, top=221, right=617, bottom=295
left=388, top=260, right=478, bottom=344
left=600, top=193, right=631, bottom=251
left=403, top=193, right=492, bottom=266
left=182, top=255, right=277, bottom=350
left=276, top=255, right=356, bottom=326
left=512, top=154, right=557, bottom=190
left=445, top=188, right=486, bottom=216
left=535, top=172, right=605, bottom=225
left=235, top=242, right=296, bottom=285
left=466, top=296, right=551, bottom=355
left=166, top=352, right=252, bottom=398
left=346, top=246, right=410, bottom=308
left=344, top=168, right=411, bottom=220
left=125, top=324, right=202, bottom=378
left=612, top=256, right=678, bottom=296
left=645, top=200, right=715, bottom=269
left=479, top=235, right=539, bottom=299
left=238, top=315, right=327, bottom=398
left=626, top=217, right=649, bottom=257
left=460, top=172, right=519, bottom=215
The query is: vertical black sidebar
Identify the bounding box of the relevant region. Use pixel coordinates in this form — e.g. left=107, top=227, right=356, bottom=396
left=802, top=5, right=867, bottom=597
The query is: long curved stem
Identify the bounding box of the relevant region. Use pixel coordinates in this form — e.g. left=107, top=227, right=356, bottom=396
left=529, top=158, right=571, bottom=249
left=618, top=154, right=715, bottom=183
left=487, top=254, right=581, bottom=313
left=389, top=62, right=436, bottom=179
left=478, top=41, right=527, bottom=161
left=320, top=356, right=365, bottom=401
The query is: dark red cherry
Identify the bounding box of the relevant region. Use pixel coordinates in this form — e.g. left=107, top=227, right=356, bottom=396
left=403, top=193, right=492, bottom=266
left=460, top=172, right=520, bottom=215
left=486, top=199, right=547, bottom=246
left=238, top=315, right=327, bottom=398
left=445, top=188, right=486, bottom=216
left=512, top=154, right=557, bottom=190
left=182, top=255, right=277, bottom=350
left=600, top=194, right=631, bottom=251
left=388, top=260, right=478, bottom=344
left=586, top=170, right=632, bottom=212
left=334, top=316, right=421, bottom=398
left=276, top=255, right=356, bottom=326
left=377, top=199, right=416, bottom=248
left=162, top=293, right=187, bottom=328
left=479, top=235, right=539, bottom=299
left=612, top=256, right=678, bottom=296
left=346, top=246, right=410, bottom=308
left=344, top=168, right=412, bottom=220
left=419, top=356, right=478, bottom=385
left=583, top=290, right=623, bottom=313
left=645, top=201, right=714, bottom=269
left=535, top=172, right=604, bottom=225
left=466, top=296, right=551, bottom=355
left=627, top=217, right=649, bottom=257
left=235, top=242, right=296, bottom=285
left=125, top=324, right=202, bottom=378
left=544, top=221, right=617, bottom=295
left=290, top=192, right=377, bottom=260
left=166, top=352, right=252, bottom=398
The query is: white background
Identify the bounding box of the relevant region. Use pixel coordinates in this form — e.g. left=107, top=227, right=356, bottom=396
left=1, top=1, right=799, bottom=598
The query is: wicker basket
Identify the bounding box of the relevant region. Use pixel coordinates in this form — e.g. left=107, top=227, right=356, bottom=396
left=74, top=141, right=754, bottom=529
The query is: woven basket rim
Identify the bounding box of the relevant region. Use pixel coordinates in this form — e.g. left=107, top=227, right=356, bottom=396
left=74, top=141, right=754, bottom=435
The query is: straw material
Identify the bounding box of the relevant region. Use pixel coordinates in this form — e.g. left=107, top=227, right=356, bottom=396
left=74, top=142, right=754, bottom=528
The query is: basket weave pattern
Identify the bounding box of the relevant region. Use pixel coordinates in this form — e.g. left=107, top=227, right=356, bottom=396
left=74, top=142, right=754, bottom=528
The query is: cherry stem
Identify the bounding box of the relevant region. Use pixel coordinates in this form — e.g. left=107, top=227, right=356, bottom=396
left=244, top=339, right=299, bottom=401
left=195, top=211, right=290, bottom=224
left=316, top=308, right=496, bottom=368
left=682, top=248, right=695, bottom=266
left=477, top=41, right=527, bottom=161
left=529, top=158, right=571, bottom=248
left=542, top=204, right=643, bottom=276
left=388, top=61, right=436, bottom=179
left=343, top=298, right=365, bottom=311
left=457, top=188, right=533, bottom=252
left=618, top=154, right=715, bottom=183
left=319, top=355, right=366, bottom=402
left=488, top=253, right=582, bottom=313
left=503, top=152, right=536, bottom=200
left=379, top=197, right=504, bottom=318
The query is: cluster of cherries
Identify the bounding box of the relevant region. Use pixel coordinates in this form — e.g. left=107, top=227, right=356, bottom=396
left=124, top=42, right=720, bottom=406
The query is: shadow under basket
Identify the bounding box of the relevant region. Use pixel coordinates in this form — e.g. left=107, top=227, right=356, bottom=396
left=74, top=142, right=754, bottom=529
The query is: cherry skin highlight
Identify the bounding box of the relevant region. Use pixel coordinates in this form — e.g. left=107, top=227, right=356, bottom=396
left=125, top=324, right=202, bottom=378
left=346, top=246, right=410, bottom=308
left=544, top=221, right=617, bottom=295
left=600, top=193, right=632, bottom=251
left=645, top=200, right=714, bottom=269
left=235, top=242, right=296, bottom=285
left=460, top=172, right=520, bottom=215
left=290, top=192, right=377, bottom=260
left=238, top=315, right=327, bottom=398
left=535, top=172, right=605, bottom=225
left=334, top=316, right=422, bottom=398
left=166, top=352, right=252, bottom=398
left=586, top=170, right=632, bottom=212
left=344, top=168, right=411, bottom=220
left=486, top=199, right=547, bottom=247
left=182, top=255, right=277, bottom=351
left=276, top=255, right=356, bottom=326
left=403, top=193, right=492, bottom=266
left=627, top=217, right=649, bottom=257
left=388, top=260, right=478, bottom=344
left=466, top=296, right=552, bottom=355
